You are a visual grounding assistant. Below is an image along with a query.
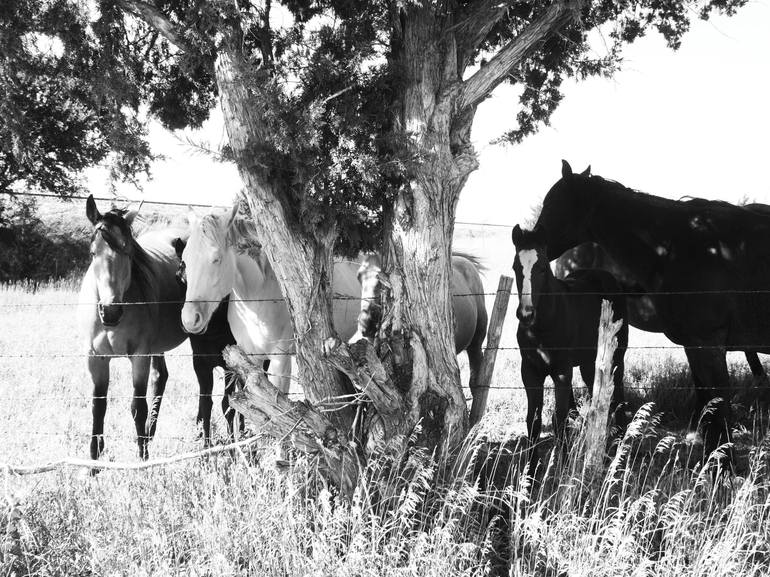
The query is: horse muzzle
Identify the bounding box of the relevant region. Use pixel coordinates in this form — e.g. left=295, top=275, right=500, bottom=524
left=181, top=305, right=210, bottom=335
left=98, top=303, right=124, bottom=327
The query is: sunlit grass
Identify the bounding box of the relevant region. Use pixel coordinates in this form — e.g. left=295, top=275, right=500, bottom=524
left=1, top=281, right=769, bottom=576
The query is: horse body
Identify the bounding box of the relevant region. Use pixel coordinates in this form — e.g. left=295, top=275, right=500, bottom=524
left=556, top=241, right=767, bottom=378
left=179, top=206, right=361, bottom=393
left=537, top=161, right=770, bottom=452
left=352, top=253, right=488, bottom=394
left=79, top=197, right=188, bottom=460
left=172, top=237, right=244, bottom=445
left=512, top=224, right=628, bottom=443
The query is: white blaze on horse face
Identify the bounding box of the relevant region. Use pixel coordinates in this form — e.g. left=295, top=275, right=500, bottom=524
left=180, top=218, right=236, bottom=334
left=518, top=249, right=538, bottom=315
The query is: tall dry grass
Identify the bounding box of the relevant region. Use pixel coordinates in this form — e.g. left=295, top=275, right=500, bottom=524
left=1, top=281, right=769, bottom=576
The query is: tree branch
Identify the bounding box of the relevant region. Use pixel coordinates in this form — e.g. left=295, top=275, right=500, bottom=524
left=117, top=0, right=199, bottom=54
left=453, top=0, right=512, bottom=70
left=457, top=0, right=583, bottom=111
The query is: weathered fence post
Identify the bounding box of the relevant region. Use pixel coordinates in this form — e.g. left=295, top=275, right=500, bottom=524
left=582, top=299, right=622, bottom=483
left=469, top=275, right=513, bottom=427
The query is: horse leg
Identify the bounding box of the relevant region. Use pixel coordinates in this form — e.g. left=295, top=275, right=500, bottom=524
left=268, top=354, right=292, bottom=395
left=745, top=351, right=765, bottom=380
left=610, top=336, right=628, bottom=430
left=551, top=366, right=574, bottom=441
left=129, top=356, right=152, bottom=460
left=521, top=359, right=546, bottom=444
left=88, top=355, right=110, bottom=460
left=466, top=343, right=485, bottom=405
left=684, top=344, right=731, bottom=458
left=146, top=355, right=168, bottom=442
left=193, top=356, right=214, bottom=447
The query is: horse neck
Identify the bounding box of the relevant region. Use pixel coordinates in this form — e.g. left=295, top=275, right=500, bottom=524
left=127, top=239, right=158, bottom=304
left=585, top=181, right=679, bottom=289
left=231, top=250, right=282, bottom=305
left=534, top=262, right=564, bottom=325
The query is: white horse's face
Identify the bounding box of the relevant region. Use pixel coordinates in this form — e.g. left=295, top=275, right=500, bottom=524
left=180, top=209, right=238, bottom=334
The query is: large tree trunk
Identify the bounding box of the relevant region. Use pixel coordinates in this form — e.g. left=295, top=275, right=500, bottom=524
left=215, top=47, right=353, bottom=433
left=373, top=6, right=481, bottom=452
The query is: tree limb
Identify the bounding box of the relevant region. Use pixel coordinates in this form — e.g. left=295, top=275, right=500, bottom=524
left=116, top=0, right=199, bottom=54
left=223, top=345, right=359, bottom=495
left=453, top=0, right=512, bottom=70
left=457, top=0, right=582, bottom=111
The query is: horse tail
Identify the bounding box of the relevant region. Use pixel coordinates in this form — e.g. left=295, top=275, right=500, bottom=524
left=452, top=251, right=487, bottom=273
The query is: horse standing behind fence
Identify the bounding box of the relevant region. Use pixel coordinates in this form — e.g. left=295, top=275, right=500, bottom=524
left=351, top=252, right=489, bottom=396
left=172, top=237, right=244, bottom=445
left=511, top=224, right=628, bottom=445
left=536, top=160, right=770, bottom=455
left=177, top=205, right=361, bottom=393
left=79, top=196, right=188, bottom=461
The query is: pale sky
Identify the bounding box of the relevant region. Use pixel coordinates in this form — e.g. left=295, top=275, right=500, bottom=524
left=90, top=1, right=770, bottom=224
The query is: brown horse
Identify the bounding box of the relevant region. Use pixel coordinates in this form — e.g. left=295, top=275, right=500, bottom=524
left=536, top=160, right=770, bottom=454
left=351, top=253, right=488, bottom=396
left=79, top=196, right=187, bottom=460
left=512, top=224, right=628, bottom=444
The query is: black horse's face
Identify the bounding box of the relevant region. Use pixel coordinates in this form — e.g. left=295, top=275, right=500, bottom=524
left=172, top=237, right=187, bottom=287
left=86, top=195, right=136, bottom=327
left=536, top=161, right=593, bottom=259
left=512, top=224, right=549, bottom=327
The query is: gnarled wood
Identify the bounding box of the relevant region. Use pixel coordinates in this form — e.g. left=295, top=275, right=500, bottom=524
left=224, top=346, right=358, bottom=494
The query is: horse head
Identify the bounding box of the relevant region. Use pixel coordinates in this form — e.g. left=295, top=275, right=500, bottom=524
left=349, top=253, right=389, bottom=344
left=180, top=204, right=239, bottom=335
left=535, top=160, right=594, bottom=260
left=86, top=195, right=139, bottom=327
left=511, top=223, right=550, bottom=327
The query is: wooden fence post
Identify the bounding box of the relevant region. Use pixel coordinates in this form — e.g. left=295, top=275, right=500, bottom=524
left=469, top=275, right=513, bottom=427
left=582, top=299, right=622, bottom=483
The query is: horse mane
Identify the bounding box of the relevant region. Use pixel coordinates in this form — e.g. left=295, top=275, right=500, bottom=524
left=453, top=251, right=486, bottom=272
left=198, top=211, right=264, bottom=260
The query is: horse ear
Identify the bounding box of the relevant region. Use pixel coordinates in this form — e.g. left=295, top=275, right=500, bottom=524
left=511, top=224, right=523, bottom=245
left=187, top=206, right=199, bottom=228
left=561, top=160, right=573, bottom=178
left=580, top=165, right=591, bottom=177
left=225, top=202, right=239, bottom=230
left=86, top=195, right=101, bottom=225
left=123, top=199, right=144, bottom=227
left=172, top=237, right=185, bottom=259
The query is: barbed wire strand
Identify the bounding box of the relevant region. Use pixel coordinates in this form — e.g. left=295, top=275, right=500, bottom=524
left=9, top=287, right=770, bottom=308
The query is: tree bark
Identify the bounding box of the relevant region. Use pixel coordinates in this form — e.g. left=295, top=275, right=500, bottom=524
left=214, top=46, right=353, bottom=432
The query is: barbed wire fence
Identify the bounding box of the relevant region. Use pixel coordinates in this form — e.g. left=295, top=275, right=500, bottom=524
left=2, top=190, right=769, bottom=478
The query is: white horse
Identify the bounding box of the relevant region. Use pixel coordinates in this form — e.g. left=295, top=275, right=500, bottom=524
left=179, top=205, right=361, bottom=392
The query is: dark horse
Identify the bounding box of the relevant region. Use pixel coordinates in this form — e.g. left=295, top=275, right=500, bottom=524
left=512, top=224, right=628, bottom=444
left=171, top=237, right=245, bottom=444
left=556, top=239, right=768, bottom=381
left=79, top=196, right=187, bottom=460
left=536, top=160, right=770, bottom=454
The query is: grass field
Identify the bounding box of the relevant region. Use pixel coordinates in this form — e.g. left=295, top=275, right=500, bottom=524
left=1, top=232, right=770, bottom=575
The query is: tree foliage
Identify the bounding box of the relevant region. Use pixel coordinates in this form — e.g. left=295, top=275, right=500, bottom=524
left=0, top=0, right=746, bottom=248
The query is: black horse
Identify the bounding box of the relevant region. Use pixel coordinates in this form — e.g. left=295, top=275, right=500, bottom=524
left=536, top=160, right=770, bottom=455
left=512, top=224, right=628, bottom=445
left=172, top=237, right=245, bottom=445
